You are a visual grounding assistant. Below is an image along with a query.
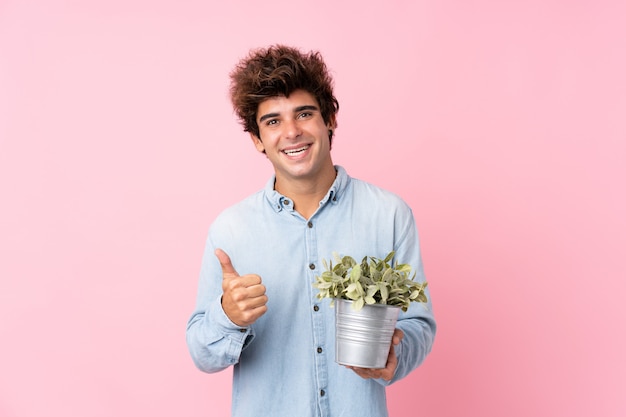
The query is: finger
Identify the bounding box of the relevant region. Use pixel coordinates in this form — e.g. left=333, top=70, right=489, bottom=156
left=228, top=286, right=267, bottom=307
left=347, top=364, right=383, bottom=379
left=392, top=329, right=404, bottom=345
left=346, top=366, right=371, bottom=379
left=238, top=305, right=268, bottom=327
left=380, top=344, right=398, bottom=381
left=222, top=276, right=264, bottom=297
left=215, top=248, right=239, bottom=278
left=245, top=283, right=267, bottom=298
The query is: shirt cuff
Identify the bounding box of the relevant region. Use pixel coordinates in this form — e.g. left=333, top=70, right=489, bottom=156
left=209, top=297, right=255, bottom=346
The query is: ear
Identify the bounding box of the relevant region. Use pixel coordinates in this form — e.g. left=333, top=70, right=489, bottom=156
left=326, top=114, right=337, bottom=131
left=250, top=133, right=265, bottom=153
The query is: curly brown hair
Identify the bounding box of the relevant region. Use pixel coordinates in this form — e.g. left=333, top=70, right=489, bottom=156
left=229, top=45, right=339, bottom=142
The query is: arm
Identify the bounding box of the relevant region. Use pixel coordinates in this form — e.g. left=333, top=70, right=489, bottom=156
left=386, top=207, right=436, bottom=384
left=186, top=294, right=254, bottom=373
left=349, top=205, right=436, bottom=384
left=185, top=238, right=267, bottom=373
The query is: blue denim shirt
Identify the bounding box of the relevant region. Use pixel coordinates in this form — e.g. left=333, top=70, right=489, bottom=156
left=186, top=166, right=436, bottom=417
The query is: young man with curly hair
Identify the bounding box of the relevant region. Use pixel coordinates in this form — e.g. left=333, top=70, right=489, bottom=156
left=186, top=45, right=436, bottom=417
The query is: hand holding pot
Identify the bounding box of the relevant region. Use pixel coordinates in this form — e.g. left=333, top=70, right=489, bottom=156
left=216, top=248, right=268, bottom=327
left=348, top=329, right=404, bottom=381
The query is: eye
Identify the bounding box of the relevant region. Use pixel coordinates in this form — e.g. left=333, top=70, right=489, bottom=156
left=266, top=119, right=278, bottom=126
left=298, top=112, right=312, bottom=119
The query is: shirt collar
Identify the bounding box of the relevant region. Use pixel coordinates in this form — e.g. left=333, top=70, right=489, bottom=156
left=264, top=165, right=350, bottom=213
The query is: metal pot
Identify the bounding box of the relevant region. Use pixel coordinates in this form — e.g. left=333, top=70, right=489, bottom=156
left=335, top=299, right=400, bottom=369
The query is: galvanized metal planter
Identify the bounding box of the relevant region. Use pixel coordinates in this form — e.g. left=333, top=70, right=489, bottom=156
left=335, top=299, right=400, bottom=369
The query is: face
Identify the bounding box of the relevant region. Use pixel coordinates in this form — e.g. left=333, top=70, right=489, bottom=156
left=252, top=89, right=336, bottom=188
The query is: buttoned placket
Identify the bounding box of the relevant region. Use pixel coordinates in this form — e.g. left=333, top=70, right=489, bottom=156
left=276, top=189, right=337, bottom=416
left=306, top=212, right=330, bottom=416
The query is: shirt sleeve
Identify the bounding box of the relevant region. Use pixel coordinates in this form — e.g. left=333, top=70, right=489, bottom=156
left=378, top=204, right=437, bottom=386
left=185, top=232, right=255, bottom=373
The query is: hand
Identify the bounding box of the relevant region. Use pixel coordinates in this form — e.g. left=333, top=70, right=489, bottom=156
left=347, top=329, right=404, bottom=381
left=216, top=248, right=268, bottom=327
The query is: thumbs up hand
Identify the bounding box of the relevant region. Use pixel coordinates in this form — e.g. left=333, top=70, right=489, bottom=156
left=216, top=248, right=268, bottom=327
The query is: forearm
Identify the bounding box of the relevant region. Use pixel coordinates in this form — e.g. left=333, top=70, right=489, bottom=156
left=386, top=209, right=436, bottom=383
left=392, top=312, right=436, bottom=382
left=369, top=311, right=435, bottom=387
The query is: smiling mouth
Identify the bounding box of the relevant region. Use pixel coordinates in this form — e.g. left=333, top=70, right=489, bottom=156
left=283, top=145, right=310, bottom=156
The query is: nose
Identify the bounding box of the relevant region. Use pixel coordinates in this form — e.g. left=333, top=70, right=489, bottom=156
left=283, top=119, right=301, bottom=139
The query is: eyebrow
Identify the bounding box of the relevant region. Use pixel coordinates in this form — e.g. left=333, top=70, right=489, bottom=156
left=258, top=105, right=320, bottom=123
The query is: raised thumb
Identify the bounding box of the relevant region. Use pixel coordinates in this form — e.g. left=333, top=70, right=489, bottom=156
left=215, top=248, right=239, bottom=278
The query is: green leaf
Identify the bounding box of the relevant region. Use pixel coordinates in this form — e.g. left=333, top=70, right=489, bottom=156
left=379, top=283, right=389, bottom=302
left=349, top=264, right=361, bottom=282
left=332, top=252, right=342, bottom=264
left=382, top=268, right=393, bottom=282
left=352, top=298, right=365, bottom=311
left=345, top=282, right=364, bottom=300
left=342, top=255, right=356, bottom=268
left=383, top=251, right=395, bottom=264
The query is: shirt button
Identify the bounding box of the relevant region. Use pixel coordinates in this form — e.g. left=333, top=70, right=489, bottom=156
left=320, top=390, right=326, bottom=397
left=309, top=263, right=315, bottom=270
left=307, top=221, right=313, bottom=228
left=239, top=329, right=247, bottom=333
left=313, top=305, right=319, bottom=312
left=317, top=347, right=323, bottom=353
left=283, top=199, right=290, bottom=205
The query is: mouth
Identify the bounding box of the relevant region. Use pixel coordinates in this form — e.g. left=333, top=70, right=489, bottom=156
left=282, top=145, right=310, bottom=157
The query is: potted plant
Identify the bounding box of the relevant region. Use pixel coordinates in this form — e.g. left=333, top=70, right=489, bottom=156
left=313, top=251, right=428, bottom=368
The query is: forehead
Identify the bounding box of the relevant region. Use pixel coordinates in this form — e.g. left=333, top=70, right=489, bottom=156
left=257, top=90, right=319, bottom=116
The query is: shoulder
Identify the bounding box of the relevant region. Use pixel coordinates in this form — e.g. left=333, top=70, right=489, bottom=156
left=349, top=176, right=411, bottom=210
left=210, top=190, right=265, bottom=232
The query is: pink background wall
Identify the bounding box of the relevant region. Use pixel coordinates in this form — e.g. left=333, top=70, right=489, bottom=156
left=1, top=1, right=624, bottom=416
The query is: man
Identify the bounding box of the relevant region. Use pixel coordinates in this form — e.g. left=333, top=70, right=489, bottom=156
left=186, top=45, right=436, bottom=417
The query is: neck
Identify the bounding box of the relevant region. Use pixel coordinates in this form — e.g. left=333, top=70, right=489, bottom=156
left=274, top=165, right=337, bottom=219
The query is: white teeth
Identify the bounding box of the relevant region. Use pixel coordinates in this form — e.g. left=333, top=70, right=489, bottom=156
left=284, top=145, right=309, bottom=156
